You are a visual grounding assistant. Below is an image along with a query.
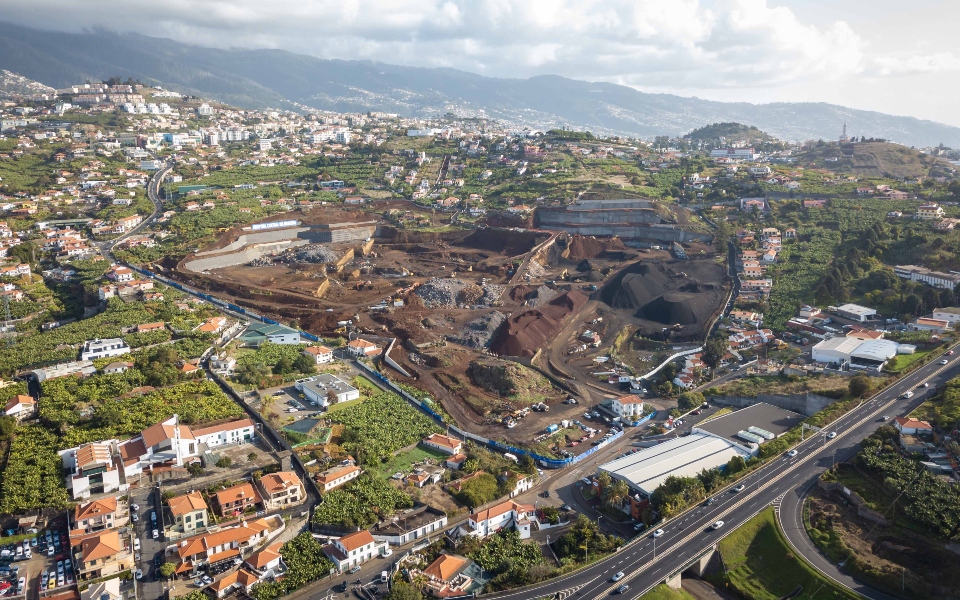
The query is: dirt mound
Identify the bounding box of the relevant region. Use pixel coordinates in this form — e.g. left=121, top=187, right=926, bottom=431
left=459, top=228, right=544, bottom=256
left=601, top=259, right=728, bottom=329
left=565, top=235, right=627, bottom=260
left=640, top=293, right=700, bottom=325
left=490, top=290, right=588, bottom=357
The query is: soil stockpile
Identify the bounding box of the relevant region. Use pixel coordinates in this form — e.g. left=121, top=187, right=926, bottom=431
left=248, top=244, right=339, bottom=266
left=490, top=290, right=588, bottom=357
left=564, top=234, right=628, bottom=260
left=601, top=260, right=725, bottom=327
left=509, top=284, right=557, bottom=307
left=415, top=278, right=505, bottom=308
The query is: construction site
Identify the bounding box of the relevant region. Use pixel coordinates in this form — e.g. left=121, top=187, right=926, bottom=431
left=162, top=201, right=730, bottom=448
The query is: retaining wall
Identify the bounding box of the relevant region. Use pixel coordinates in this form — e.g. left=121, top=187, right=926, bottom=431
left=706, top=392, right=836, bottom=417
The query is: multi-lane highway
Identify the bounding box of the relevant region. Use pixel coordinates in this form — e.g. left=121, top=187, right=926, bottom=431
left=486, top=350, right=958, bottom=600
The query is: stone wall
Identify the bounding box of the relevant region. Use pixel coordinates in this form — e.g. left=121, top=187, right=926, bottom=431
left=818, top=478, right=888, bottom=525
left=706, top=392, right=836, bottom=416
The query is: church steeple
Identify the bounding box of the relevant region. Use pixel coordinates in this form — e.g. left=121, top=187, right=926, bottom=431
left=839, top=122, right=850, bottom=143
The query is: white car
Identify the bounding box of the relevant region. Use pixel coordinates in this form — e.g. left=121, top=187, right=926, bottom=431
left=653, top=529, right=665, bottom=538
left=826, top=432, right=837, bottom=439
left=786, top=449, right=798, bottom=458
left=711, top=520, right=725, bottom=530
left=941, top=359, right=949, bottom=365
left=133, top=538, right=141, bottom=551
left=733, top=484, right=746, bottom=493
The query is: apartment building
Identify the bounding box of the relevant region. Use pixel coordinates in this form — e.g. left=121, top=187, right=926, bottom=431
left=256, top=472, right=305, bottom=511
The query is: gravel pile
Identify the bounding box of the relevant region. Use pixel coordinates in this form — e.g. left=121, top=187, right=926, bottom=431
left=480, top=284, right=506, bottom=305
left=525, top=284, right=558, bottom=307
left=415, top=278, right=470, bottom=307
left=286, top=244, right=339, bottom=264
left=454, top=311, right=507, bottom=348
left=249, top=255, right=275, bottom=267
left=415, top=278, right=506, bottom=308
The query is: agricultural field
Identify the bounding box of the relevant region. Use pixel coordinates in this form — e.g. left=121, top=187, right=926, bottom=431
left=375, top=445, right=450, bottom=479
left=311, top=474, right=413, bottom=528
left=329, top=391, right=443, bottom=465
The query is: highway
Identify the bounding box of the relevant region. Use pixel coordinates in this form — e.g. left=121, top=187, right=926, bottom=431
left=96, top=155, right=169, bottom=261
left=485, top=351, right=959, bottom=600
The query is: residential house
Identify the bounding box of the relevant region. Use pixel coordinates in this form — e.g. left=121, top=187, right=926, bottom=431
left=4, top=394, right=35, bottom=421
left=175, top=517, right=280, bottom=575
left=103, top=361, right=132, bottom=375
left=417, top=554, right=478, bottom=598
left=346, top=339, right=380, bottom=357
left=303, top=345, right=334, bottom=365
left=73, top=497, right=127, bottom=534
left=60, top=441, right=125, bottom=499
left=372, top=505, right=448, bottom=546
left=322, top=530, right=385, bottom=572
left=911, top=317, right=949, bottom=333
left=917, top=203, right=944, bottom=220
left=167, top=491, right=208, bottom=534
left=195, top=317, right=228, bottom=334
left=80, top=578, right=121, bottom=600
left=193, top=418, right=256, bottom=448
left=610, top=394, right=645, bottom=419
left=81, top=338, right=130, bottom=360
left=894, top=417, right=934, bottom=435
left=500, top=470, right=534, bottom=498
left=74, top=530, right=132, bottom=580
left=445, top=454, right=467, bottom=470
left=463, top=500, right=535, bottom=539
left=421, top=433, right=463, bottom=456
left=316, top=464, right=362, bottom=494
left=244, top=541, right=283, bottom=577
left=106, top=266, right=134, bottom=282
left=256, top=471, right=306, bottom=511
left=136, top=322, right=165, bottom=333
left=212, top=482, right=262, bottom=517
left=209, top=569, right=260, bottom=598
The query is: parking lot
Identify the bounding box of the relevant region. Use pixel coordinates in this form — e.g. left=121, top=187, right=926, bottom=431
left=0, top=519, right=75, bottom=600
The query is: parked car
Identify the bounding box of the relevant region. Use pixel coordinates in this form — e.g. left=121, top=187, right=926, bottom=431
left=348, top=565, right=362, bottom=574
left=152, top=529, right=159, bottom=540
left=135, top=570, right=143, bottom=580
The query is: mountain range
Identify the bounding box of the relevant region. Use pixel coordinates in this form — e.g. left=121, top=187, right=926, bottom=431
left=2, top=21, right=960, bottom=147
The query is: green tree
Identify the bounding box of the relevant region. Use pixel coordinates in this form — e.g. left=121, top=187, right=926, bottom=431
left=678, top=391, right=705, bottom=412
left=702, top=335, right=729, bottom=371
left=385, top=582, right=423, bottom=600
left=158, top=562, right=177, bottom=578
left=215, top=456, right=233, bottom=468
left=292, top=354, right=317, bottom=375
left=848, top=375, right=873, bottom=399
left=726, top=455, right=746, bottom=474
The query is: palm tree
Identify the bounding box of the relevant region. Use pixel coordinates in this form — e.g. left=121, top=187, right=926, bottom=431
left=605, top=480, right=630, bottom=512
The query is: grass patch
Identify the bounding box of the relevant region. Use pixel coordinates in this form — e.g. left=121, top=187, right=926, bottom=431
left=375, top=445, right=450, bottom=478
left=883, top=349, right=932, bottom=374
left=325, top=396, right=364, bottom=414
left=639, top=585, right=696, bottom=600
left=713, top=507, right=859, bottom=600
left=699, top=407, right=733, bottom=423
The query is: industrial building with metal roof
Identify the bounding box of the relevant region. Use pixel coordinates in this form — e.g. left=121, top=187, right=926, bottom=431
left=693, top=402, right=805, bottom=446
left=811, top=336, right=900, bottom=370
left=597, top=434, right=749, bottom=498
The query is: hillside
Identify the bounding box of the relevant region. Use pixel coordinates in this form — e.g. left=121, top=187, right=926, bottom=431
left=2, top=22, right=960, bottom=146
left=799, top=142, right=956, bottom=180
left=683, top=122, right=776, bottom=143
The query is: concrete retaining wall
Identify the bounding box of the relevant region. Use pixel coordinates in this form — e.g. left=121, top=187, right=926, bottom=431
left=819, top=479, right=887, bottom=525
left=184, top=239, right=309, bottom=271
left=706, top=392, right=836, bottom=417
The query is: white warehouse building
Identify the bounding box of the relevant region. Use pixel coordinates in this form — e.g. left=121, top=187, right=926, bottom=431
left=811, top=336, right=900, bottom=371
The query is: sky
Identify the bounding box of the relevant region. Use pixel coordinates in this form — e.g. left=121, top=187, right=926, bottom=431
left=3, top=0, right=960, bottom=126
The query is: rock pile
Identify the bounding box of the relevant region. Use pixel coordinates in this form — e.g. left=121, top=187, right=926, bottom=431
left=416, top=278, right=505, bottom=308
left=455, top=311, right=507, bottom=348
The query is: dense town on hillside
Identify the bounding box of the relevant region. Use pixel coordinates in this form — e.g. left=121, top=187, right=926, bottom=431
left=0, top=76, right=958, bottom=600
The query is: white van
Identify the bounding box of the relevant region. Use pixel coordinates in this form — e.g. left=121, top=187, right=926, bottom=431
left=381, top=571, right=389, bottom=584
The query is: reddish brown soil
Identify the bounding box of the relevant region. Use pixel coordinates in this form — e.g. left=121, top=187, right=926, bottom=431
left=564, top=234, right=628, bottom=260
left=490, top=290, right=589, bottom=357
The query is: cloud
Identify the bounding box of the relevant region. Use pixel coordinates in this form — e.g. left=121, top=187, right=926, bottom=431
left=0, top=0, right=954, bottom=95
